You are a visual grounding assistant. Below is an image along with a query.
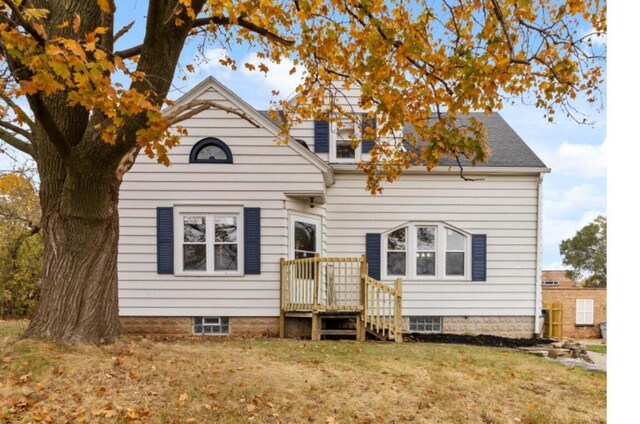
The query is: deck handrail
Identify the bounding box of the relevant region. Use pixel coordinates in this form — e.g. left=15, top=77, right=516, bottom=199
left=281, top=255, right=364, bottom=313
left=280, top=255, right=403, bottom=342
left=363, top=275, right=403, bottom=343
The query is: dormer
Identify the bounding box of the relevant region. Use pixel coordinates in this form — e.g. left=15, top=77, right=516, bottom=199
left=314, top=113, right=376, bottom=164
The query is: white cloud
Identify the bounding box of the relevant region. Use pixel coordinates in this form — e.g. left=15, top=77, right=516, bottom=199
left=542, top=209, right=605, bottom=264
left=582, top=27, right=606, bottom=46
left=544, top=183, right=606, bottom=218
left=240, top=52, right=304, bottom=99
left=542, top=261, right=569, bottom=271
left=547, top=141, right=606, bottom=178
left=173, top=48, right=305, bottom=109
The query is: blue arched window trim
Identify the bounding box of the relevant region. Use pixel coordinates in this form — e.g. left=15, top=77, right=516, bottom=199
left=189, top=138, right=233, bottom=164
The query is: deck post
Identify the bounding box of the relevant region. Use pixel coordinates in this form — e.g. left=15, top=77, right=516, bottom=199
left=311, top=312, right=319, bottom=341
left=358, top=254, right=367, bottom=341
left=280, top=258, right=286, bottom=338
left=313, top=253, right=320, bottom=311
left=394, top=278, right=403, bottom=343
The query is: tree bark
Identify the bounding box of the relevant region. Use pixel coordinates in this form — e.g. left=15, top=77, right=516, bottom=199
left=19, top=0, right=208, bottom=345
left=23, top=134, right=122, bottom=344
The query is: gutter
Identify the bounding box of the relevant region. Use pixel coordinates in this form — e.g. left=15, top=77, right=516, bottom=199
left=331, top=164, right=551, bottom=175
left=534, top=173, right=544, bottom=337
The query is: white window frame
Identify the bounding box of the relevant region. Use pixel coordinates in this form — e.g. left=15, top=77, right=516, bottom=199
left=174, top=205, right=244, bottom=277
left=381, top=222, right=472, bottom=281
left=329, top=115, right=362, bottom=163
left=288, top=212, right=323, bottom=259
left=576, top=299, right=595, bottom=325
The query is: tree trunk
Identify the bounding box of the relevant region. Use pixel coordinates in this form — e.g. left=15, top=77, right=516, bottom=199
left=23, top=143, right=122, bottom=344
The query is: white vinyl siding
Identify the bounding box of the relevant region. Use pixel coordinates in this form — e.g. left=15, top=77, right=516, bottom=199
left=576, top=299, right=595, bottom=325
left=118, top=84, right=326, bottom=317
left=325, top=172, right=541, bottom=317
left=119, top=79, right=543, bottom=324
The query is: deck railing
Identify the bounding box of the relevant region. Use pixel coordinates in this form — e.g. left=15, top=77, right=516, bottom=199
left=363, top=275, right=403, bottom=342
left=280, top=255, right=403, bottom=342
left=280, top=256, right=364, bottom=312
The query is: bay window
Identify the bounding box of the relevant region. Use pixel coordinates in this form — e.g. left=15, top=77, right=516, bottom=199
left=383, top=223, right=470, bottom=279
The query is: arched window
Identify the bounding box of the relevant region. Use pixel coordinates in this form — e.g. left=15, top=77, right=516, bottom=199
left=382, top=222, right=471, bottom=279
left=189, top=138, right=233, bottom=163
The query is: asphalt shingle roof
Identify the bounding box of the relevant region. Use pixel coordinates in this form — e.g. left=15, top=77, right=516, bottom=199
left=258, top=110, right=547, bottom=169
left=403, top=113, right=547, bottom=168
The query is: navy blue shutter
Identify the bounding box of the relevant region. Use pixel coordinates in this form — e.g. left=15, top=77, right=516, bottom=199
left=244, top=207, right=261, bottom=274
left=366, top=233, right=382, bottom=280
left=157, top=207, right=174, bottom=274
left=361, top=114, right=377, bottom=153
left=472, top=234, right=487, bottom=281
left=314, top=120, right=329, bottom=153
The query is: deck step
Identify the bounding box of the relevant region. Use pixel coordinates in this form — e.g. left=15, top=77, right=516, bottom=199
left=320, top=329, right=357, bottom=336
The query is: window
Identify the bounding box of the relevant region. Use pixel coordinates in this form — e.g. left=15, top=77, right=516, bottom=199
left=189, top=138, right=233, bottom=163
left=446, top=229, right=465, bottom=276
left=542, top=281, right=559, bottom=286
left=386, top=227, right=407, bottom=276
left=175, top=207, right=243, bottom=275
left=193, top=317, right=229, bottom=335
left=416, top=226, right=436, bottom=276
left=576, top=299, right=594, bottom=325
left=409, top=316, right=442, bottom=333
left=383, top=223, right=470, bottom=279
left=330, top=116, right=361, bottom=162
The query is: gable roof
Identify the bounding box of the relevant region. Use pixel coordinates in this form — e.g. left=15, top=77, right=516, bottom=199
left=164, top=77, right=334, bottom=185
left=403, top=113, right=547, bottom=168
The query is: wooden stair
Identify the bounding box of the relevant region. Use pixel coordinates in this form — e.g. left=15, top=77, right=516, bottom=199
left=316, top=312, right=359, bottom=341
left=279, top=255, right=403, bottom=342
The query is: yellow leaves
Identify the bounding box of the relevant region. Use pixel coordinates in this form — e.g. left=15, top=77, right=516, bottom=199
left=258, top=63, right=269, bottom=74
left=97, top=0, right=111, bottom=13
left=72, top=13, right=81, bottom=33
left=22, top=8, right=50, bottom=21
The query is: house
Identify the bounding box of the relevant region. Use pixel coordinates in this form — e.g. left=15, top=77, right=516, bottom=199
left=117, top=77, right=549, bottom=340
left=541, top=270, right=606, bottom=339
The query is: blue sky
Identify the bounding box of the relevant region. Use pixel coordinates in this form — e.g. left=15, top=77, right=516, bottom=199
left=0, top=2, right=607, bottom=270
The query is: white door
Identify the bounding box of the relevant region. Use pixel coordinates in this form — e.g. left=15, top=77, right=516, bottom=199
left=290, top=214, right=321, bottom=259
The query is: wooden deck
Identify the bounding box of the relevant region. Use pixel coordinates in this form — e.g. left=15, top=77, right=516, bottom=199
left=279, top=255, right=403, bottom=342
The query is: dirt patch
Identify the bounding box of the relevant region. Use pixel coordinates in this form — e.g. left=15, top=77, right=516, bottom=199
left=405, top=332, right=556, bottom=348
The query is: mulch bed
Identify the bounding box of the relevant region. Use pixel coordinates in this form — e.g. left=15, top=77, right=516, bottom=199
left=404, top=333, right=555, bottom=348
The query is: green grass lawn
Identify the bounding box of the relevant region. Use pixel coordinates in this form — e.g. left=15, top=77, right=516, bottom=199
left=586, top=344, right=607, bottom=354
left=0, top=320, right=606, bottom=423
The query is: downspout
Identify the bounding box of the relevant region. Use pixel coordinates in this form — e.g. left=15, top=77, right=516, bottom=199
left=534, top=173, right=544, bottom=337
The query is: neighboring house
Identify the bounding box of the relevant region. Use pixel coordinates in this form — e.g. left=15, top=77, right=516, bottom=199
left=118, top=77, right=549, bottom=340
left=541, top=270, right=606, bottom=339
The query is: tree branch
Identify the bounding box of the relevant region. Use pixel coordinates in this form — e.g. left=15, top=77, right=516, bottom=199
left=4, top=0, right=46, bottom=45
left=165, top=99, right=260, bottom=127
left=1, top=94, right=35, bottom=129
left=115, top=14, right=295, bottom=59
left=114, top=20, right=135, bottom=42
left=27, top=95, right=71, bottom=160
left=192, top=16, right=295, bottom=47
left=0, top=120, right=32, bottom=140
left=0, top=127, right=34, bottom=157
left=490, top=0, right=530, bottom=65
left=113, top=44, right=142, bottom=59
left=454, top=154, right=482, bottom=182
